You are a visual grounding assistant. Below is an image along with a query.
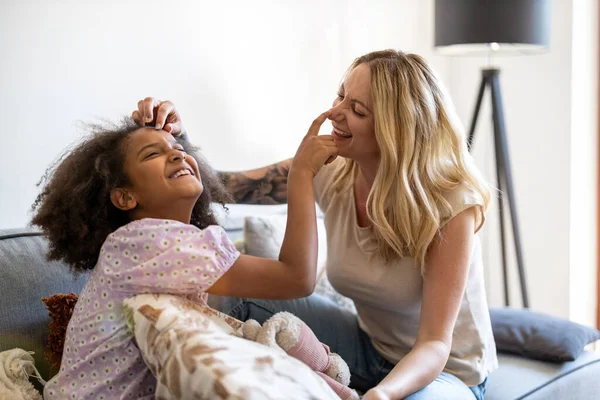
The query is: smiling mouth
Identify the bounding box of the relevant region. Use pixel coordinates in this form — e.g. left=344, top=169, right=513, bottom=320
left=169, top=168, right=194, bottom=179
left=333, top=127, right=352, bottom=138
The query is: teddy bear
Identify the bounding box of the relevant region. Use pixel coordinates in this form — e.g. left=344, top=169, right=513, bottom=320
left=242, top=312, right=359, bottom=400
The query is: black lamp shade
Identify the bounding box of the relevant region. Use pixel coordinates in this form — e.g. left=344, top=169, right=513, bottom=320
left=434, top=0, right=551, bottom=55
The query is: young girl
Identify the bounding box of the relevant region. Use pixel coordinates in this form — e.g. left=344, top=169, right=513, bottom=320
left=32, top=115, right=336, bottom=399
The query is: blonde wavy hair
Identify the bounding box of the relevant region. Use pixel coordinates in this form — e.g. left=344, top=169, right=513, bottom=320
left=332, top=50, right=491, bottom=270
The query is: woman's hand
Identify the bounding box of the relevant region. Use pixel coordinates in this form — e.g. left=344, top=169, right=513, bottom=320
left=362, top=387, right=392, bottom=400
left=132, top=97, right=185, bottom=136
left=291, top=110, right=338, bottom=177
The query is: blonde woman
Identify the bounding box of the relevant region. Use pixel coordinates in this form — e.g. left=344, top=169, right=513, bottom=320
left=134, top=49, right=497, bottom=400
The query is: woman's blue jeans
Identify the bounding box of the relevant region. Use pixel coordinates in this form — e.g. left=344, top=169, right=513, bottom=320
left=208, top=292, right=487, bottom=399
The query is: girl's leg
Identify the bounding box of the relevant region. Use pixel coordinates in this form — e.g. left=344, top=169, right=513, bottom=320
left=208, top=293, right=390, bottom=393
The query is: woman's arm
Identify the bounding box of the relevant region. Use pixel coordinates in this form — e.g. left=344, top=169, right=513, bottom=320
left=364, top=208, right=476, bottom=400
left=218, top=159, right=292, bottom=205
left=207, top=112, right=337, bottom=300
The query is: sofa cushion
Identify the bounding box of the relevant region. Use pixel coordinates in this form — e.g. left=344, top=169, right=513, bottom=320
left=0, top=228, right=90, bottom=380
left=486, top=351, right=600, bottom=400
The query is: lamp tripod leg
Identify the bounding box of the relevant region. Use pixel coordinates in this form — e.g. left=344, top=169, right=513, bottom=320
left=489, top=72, right=530, bottom=308
left=467, top=75, right=487, bottom=151
left=469, top=73, right=511, bottom=307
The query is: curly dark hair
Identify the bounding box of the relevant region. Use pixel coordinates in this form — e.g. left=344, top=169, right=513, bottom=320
left=31, top=118, right=231, bottom=273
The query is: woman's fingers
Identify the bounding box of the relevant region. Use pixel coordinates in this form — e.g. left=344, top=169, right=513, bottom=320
left=132, top=110, right=143, bottom=126
left=325, top=155, right=338, bottom=165
left=321, top=137, right=338, bottom=165
left=132, top=98, right=184, bottom=136
left=305, top=110, right=331, bottom=137
left=154, top=101, right=175, bottom=130
left=141, top=97, right=159, bottom=123
left=164, top=121, right=184, bottom=136
left=291, top=112, right=338, bottom=176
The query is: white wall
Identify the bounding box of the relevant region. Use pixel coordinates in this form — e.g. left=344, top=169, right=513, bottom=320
left=0, top=0, right=446, bottom=229
left=444, top=0, right=598, bottom=326
left=445, top=0, right=573, bottom=318
left=569, top=0, right=598, bottom=327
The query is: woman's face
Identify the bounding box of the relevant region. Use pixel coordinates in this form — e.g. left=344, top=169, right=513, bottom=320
left=119, top=128, right=203, bottom=218
left=329, top=63, right=379, bottom=163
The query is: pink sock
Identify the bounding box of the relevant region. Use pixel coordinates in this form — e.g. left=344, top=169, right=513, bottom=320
left=285, top=322, right=331, bottom=372
left=315, top=371, right=355, bottom=400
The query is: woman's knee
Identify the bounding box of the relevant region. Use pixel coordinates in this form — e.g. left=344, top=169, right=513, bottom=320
left=403, top=372, right=476, bottom=400
left=207, top=295, right=278, bottom=323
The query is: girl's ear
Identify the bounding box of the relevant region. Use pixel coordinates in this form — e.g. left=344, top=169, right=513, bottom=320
left=110, top=188, right=137, bottom=211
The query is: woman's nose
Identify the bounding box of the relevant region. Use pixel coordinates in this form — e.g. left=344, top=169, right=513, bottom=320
left=329, top=101, right=345, bottom=122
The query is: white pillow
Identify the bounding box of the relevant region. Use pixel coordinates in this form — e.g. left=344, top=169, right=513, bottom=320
left=123, top=294, right=340, bottom=400
left=243, top=214, right=327, bottom=276
left=243, top=214, right=358, bottom=314
left=213, top=204, right=288, bottom=231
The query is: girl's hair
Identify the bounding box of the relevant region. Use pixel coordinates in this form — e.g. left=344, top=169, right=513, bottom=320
left=31, top=118, right=231, bottom=273
left=332, top=49, right=491, bottom=271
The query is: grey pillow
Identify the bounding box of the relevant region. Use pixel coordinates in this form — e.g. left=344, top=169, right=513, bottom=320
left=490, top=307, right=600, bottom=362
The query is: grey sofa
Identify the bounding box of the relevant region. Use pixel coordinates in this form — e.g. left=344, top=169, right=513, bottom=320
left=2, top=226, right=600, bottom=399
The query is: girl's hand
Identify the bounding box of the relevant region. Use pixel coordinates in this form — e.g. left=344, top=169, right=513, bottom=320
left=362, top=387, right=391, bottom=400
left=132, top=97, right=185, bottom=136
left=291, top=111, right=338, bottom=177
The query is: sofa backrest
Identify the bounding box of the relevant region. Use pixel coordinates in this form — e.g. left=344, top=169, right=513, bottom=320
left=0, top=228, right=90, bottom=380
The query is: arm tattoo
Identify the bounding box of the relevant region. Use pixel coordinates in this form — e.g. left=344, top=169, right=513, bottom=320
left=218, top=161, right=291, bottom=205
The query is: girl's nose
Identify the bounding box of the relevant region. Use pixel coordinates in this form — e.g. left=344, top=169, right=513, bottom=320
left=169, top=150, right=186, bottom=162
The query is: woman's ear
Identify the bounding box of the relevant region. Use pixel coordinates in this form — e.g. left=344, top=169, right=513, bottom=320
left=110, top=188, right=137, bottom=211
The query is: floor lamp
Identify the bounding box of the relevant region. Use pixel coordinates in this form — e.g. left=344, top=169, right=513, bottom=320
left=433, top=0, right=551, bottom=308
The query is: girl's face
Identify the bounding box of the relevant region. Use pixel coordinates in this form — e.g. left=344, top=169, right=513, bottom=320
left=115, top=128, right=203, bottom=221
left=329, top=63, right=379, bottom=163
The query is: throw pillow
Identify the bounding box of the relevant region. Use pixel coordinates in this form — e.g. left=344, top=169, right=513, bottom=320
left=41, top=293, right=79, bottom=370
left=243, top=213, right=328, bottom=276
left=244, top=214, right=357, bottom=314
left=123, top=294, right=341, bottom=399
left=213, top=204, right=289, bottom=231
left=490, top=307, right=600, bottom=362
left=315, top=269, right=357, bottom=315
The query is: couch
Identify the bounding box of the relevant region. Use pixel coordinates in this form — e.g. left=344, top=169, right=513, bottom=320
left=2, top=206, right=600, bottom=399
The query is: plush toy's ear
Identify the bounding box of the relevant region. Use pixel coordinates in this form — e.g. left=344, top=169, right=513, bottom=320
left=255, top=312, right=302, bottom=352
left=241, top=319, right=262, bottom=342
left=324, top=353, right=351, bottom=387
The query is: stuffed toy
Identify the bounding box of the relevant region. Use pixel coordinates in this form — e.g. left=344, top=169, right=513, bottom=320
left=242, top=312, right=359, bottom=400
left=0, top=348, right=45, bottom=400
left=41, top=292, right=78, bottom=370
